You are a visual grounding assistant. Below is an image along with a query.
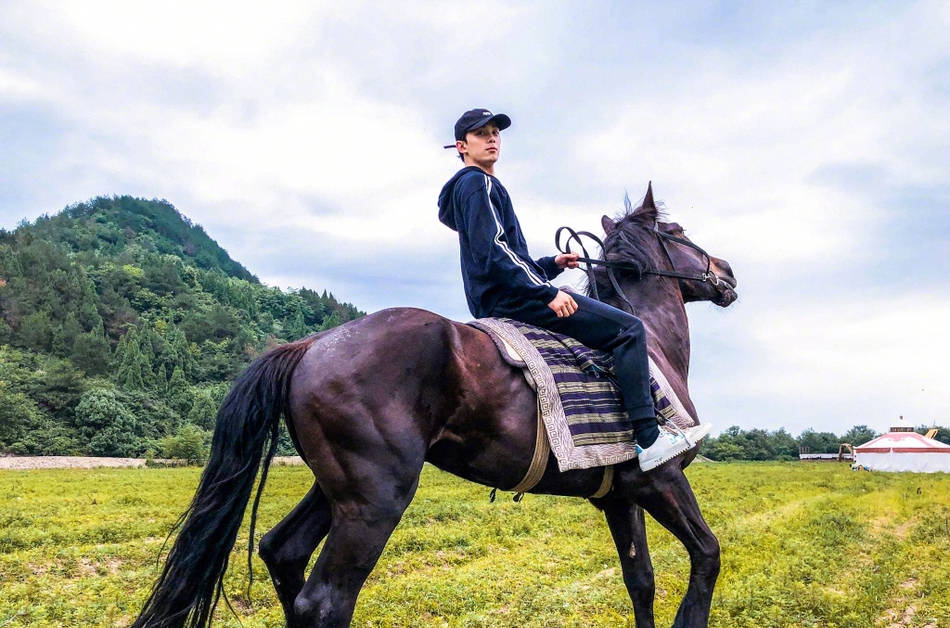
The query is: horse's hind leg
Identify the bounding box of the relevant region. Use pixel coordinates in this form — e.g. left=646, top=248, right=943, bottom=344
left=635, top=465, right=720, bottom=628
left=601, top=498, right=656, bottom=628
left=259, top=483, right=331, bottom=626
left=292, top=448, right=426, bottom=626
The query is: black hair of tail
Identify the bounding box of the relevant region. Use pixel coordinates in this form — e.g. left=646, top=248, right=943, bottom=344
left=132, top=337, right=314, bottom=628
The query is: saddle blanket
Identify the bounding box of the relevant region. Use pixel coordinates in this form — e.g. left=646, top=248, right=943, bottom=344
left=469, top=317, right=696, bottom=471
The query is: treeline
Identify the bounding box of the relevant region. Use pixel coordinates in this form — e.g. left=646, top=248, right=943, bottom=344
left=703, top=424, right=950, bottom=461
left=0, top=196, right=362, bottom=459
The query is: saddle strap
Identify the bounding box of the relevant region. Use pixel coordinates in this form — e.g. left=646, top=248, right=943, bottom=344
left=590, top=465, right=614, bottom=499
left=511, top=396, right=549, bottom=495
left=511, top=396, right=615, bottom=500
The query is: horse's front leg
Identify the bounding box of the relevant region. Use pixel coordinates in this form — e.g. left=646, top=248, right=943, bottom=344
left=599, top=497, right=656, bottom=628
left=634, top=463, right=720, bottom=628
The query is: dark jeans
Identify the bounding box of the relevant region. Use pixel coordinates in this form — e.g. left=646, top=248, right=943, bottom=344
left=491, top=292, right=655, bottom=421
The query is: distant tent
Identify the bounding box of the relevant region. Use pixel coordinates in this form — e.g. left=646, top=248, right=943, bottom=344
left=854, top=417, right=950, bottom=473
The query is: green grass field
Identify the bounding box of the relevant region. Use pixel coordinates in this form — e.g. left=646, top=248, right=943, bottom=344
left=1, top=462, right=948, bottom=627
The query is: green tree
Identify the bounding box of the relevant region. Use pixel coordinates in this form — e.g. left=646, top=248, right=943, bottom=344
left=113, top=327, right=155, bottom=390
left=18, top=310, right=53, bottom=351
left=186, top=388, right=219, bottom=430
left=319, top=311, right=343, bottom=331
left=0, top=385, right=45, bottom=450
left=841, top=425, right=877, bottom=446
left=50, top=323, right=68, bottom=356
left=77, top=275, right=103, bottom=330
left=703, top=435, right=744, bottom=461
left=194, top=339, right=240, bottom=381
left=62, top=312, right=83, bottom=349
left=797, top=429, right=840, bottom=454
left=736, top=428, right=774, bottom=460
left=73, top=388, right=140, bottom=456
left=26, top=359, right=86, bottom=421
left=72, top=323, right=111, bottom=376
left=770, top=428, right=799, bottom=459
left=164, top=324, right=195, bottom=379
left=146, top=256, right=184, bottom=294
left=287, top=307, right=309, bottom=339
left=8, top=420, right=81, bottom=455
left=166, top=366, right=192, bottom=416
left=118, top=389, right=179, bottom=441
left=703, top=426, right=808, bottom=461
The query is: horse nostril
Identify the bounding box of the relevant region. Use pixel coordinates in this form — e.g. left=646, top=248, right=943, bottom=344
left=711, top=258, right=735, bottom=283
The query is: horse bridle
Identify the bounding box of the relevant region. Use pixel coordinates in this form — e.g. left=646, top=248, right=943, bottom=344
left=555, top=224, right=721, bottom=313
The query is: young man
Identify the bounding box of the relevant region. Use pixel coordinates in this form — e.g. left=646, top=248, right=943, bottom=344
left=437, top=108, right=710, bottom=471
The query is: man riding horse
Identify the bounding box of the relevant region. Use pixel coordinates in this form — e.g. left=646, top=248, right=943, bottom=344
left=438, top=108, right=710, bottom=471
left=133, top=109, right=734, bottom=628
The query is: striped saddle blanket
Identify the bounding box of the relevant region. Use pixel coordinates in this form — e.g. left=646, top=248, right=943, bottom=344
left=469, top=317, right=695, bottom=471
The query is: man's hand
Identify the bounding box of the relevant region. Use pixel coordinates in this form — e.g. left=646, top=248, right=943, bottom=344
left=554, top=253, right=578, bottom=268
left=547, top=290, right=578, bottom=318
left=554, top=252, right=580, bottom=269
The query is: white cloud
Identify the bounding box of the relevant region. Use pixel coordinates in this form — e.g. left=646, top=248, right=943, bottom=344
left=0, top=67, right=45, bottom=102
left=572, top=3, right=948, bottom=274
left=748, top=294, right=948, bottom=395
left=686, top=291, right=950, bottom=435
left=19, top=1, right=320, bottom=69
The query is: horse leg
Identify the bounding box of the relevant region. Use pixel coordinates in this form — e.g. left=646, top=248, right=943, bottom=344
left=258, top=483, right=332, bottom=626
left=601, top=498, right=656, bottom=628
left=635, top=466, right=720, bottom=628
left=291, top=456, right=425, bottom=626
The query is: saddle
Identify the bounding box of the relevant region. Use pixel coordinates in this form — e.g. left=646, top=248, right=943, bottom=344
left=469, top=317, right=696, bottom=497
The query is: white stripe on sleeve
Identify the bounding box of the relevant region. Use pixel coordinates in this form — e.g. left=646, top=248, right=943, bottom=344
left=485, top=176, right=548, bottom=287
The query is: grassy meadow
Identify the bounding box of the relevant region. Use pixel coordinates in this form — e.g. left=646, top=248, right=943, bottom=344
left=1, top=462, right=948, bottom=627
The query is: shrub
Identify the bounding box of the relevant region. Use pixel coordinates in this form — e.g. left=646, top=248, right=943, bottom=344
left=157, top=424, right=210, bottom=464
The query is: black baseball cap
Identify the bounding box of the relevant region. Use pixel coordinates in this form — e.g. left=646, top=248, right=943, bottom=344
left=443, top=108, right=511, bottom=149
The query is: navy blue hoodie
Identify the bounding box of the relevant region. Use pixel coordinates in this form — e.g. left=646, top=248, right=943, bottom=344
left=438, top=166, right=561, bottom=318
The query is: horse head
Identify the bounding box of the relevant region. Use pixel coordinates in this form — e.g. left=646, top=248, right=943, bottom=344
left=599, top=182, right=738, bottom=308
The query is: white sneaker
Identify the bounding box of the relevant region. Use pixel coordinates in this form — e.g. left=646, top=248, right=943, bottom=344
left=636, top=422, right=712, bottom=471
left=683, top=422, right=712, bottom=445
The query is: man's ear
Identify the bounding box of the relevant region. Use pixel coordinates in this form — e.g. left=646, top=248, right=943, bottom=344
left=601, top=215, right=616, bottom=235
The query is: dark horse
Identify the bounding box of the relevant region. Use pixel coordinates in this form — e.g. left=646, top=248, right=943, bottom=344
left=134, top=184, right=737, bottom=628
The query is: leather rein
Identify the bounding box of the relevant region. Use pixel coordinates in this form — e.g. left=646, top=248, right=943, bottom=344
left=555, top=224, right=721, bottom=313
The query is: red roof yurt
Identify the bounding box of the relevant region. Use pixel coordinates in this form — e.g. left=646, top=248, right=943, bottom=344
left=854, top=417, right=950, bottom=473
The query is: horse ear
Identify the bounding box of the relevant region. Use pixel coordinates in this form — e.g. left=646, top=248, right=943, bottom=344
left=631, top=181, right=658, bottom=223
left=601, top=215, right=615, bottom=235
left=642, top=181, right=655, bottom=210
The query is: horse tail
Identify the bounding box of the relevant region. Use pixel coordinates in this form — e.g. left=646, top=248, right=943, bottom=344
left=133, top=337, right=314, bottom=628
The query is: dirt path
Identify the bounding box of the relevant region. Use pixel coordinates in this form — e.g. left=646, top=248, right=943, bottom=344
left=0, top=455, right=305, bottom=470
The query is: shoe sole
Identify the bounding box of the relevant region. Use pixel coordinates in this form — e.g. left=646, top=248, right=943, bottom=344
left=638, top=439, right=692, bottom=472
left=689, top=423, right=712, bottom=443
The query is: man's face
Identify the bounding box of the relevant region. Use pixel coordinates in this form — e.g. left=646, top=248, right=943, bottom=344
left=458, top=123, right=501, bottom=170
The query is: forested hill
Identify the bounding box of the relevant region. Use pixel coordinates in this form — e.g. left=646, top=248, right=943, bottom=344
left=0, top=196, right=363, bottom=457
left=20, top=196, right=256, bottom=282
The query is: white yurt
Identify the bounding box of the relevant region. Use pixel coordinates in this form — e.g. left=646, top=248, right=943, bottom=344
left=853, top=417, right=950, bottom=473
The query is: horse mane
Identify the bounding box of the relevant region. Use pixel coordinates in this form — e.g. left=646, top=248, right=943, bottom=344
left=583, top=191, right=668, bottom=302
left=614, top=190, right=669, bottom=222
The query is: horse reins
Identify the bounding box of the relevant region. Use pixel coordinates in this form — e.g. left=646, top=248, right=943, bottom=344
left=555, top=224, right=721, bottom=312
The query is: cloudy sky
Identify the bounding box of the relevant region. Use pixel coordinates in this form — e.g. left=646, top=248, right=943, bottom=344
left=2, top=1, right=947, bottom=437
